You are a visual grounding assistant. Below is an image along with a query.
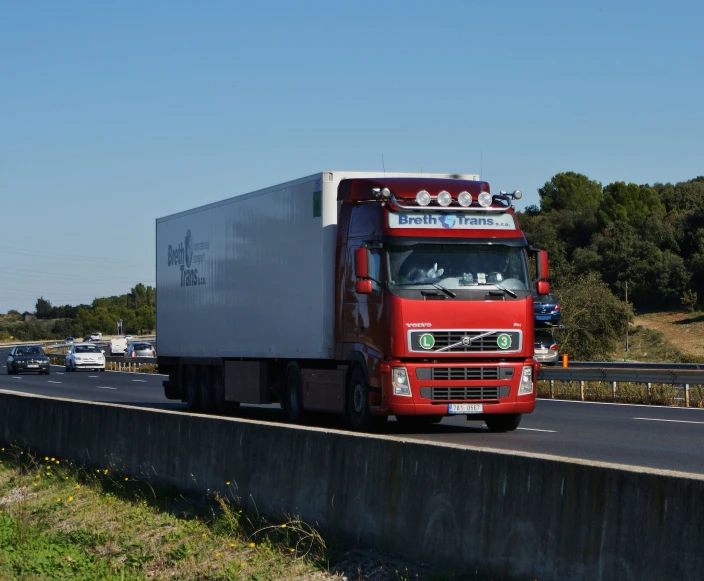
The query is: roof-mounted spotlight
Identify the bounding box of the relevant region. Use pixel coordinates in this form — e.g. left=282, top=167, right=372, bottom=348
left=477, top=192, right=493, bottom=207
left=416, top=190, right=431, bottom=206
left=437, top=191, right=452, bottom=207
left=457, top=191, right=472, bottom=207
left=513, top=189, right=522, bottom=199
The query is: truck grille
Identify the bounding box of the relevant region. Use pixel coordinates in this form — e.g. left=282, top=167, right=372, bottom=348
left=409, top=330, right=521, bottom=353
left=419, top=386, right=507, bottom=401
left=431, top=367, right=499, bottom=380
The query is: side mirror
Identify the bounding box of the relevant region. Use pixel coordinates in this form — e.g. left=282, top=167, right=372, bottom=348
left=355, top=280, right=373, bottom=294
left=537, top=250, right=549, bottom=281
left=537, top=280, right=551, bottom=295
left=354, top=247, right=369, bottom=279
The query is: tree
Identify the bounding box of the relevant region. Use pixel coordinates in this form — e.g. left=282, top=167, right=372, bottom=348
left=553, top=272, right=633, bottom=361
left=35, top=297, right=53, bottom=319
left=538, top=172, right=603, bottom=213
left=598, top=181, right=664, bottom=227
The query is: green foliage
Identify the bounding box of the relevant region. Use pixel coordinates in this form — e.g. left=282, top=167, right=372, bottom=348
left=538, top=171, right=603, bottom=213
left=598, top=181, right=664, bottom=227
left=552, top=271, right=633, bottom=360
left=1, top=284, right=156, bottom=342
left=681, top=289, right=698, bottom=312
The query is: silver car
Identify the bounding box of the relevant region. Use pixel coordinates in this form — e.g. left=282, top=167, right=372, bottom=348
left=125, top=342, right=156, bottom=358
left=534, top=332, right=559, bottom=365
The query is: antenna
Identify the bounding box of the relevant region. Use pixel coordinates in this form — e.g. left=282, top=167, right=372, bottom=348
left=382, top=154, right=386, bottom=176
left=480, top=148, right=483, bottom=179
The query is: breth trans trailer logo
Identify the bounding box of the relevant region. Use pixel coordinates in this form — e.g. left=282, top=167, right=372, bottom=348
left=167, top=229, right=208, bottom=287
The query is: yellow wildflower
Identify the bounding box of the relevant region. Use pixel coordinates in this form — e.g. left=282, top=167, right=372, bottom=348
left=215, top=552, right=221, bottom=557
left=248, top=542, right=255, bottom=548
left=68, top=496, right=73, bottom=502
left=44, top=457, right=49, bottom=461
left=229, top=543, right=236, bottom=547
left=280, top=524, right=287, bottom=528
left=56, top=498, right=61, bottom=502
left=226, top=481, right=230, bottom=485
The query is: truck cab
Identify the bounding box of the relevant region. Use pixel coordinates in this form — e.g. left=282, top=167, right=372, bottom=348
left=334, top=178, right=549, bottom=431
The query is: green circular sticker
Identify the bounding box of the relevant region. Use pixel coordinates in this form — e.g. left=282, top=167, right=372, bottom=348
left=496, top=333, right=512, bottom=350
left=419, top=333, right=435, bottom=350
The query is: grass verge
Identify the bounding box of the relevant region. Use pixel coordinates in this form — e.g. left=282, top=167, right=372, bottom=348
left=0, top=446, right=332, bottom=580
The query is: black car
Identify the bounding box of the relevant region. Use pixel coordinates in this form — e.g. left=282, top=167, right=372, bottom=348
left=533, top=292, right=561, bottom=324
left=6, top=345, right=51, bottom=375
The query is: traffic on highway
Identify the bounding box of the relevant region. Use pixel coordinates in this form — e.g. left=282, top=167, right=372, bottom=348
left=3, top=346, right=704, bottom=475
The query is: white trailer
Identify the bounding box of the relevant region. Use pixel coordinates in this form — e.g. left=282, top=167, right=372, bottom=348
left=156, top=171, right=478, bottom=360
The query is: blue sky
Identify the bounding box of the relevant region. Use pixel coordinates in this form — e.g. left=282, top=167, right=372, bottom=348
left=2, top=0, right=702, bottom=314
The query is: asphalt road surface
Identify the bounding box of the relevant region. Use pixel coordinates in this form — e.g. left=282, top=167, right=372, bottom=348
left=2, top=348, right=704, bottom=475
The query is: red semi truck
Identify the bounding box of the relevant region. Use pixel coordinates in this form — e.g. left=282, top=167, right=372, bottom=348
left=156, top=171, right=550, bottom=432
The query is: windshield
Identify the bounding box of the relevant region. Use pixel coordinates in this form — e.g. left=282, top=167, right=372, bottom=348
left=387, top=243, right=529, bottom=292
left=16, top=347, right=43, bottom=356
left=76, top=345, right=100, bottom=353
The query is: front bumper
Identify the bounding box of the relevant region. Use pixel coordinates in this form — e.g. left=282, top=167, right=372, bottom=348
left=379, top=361, right=536, bottom=416
left=74, top=360, right=105, bottom=370
left=11, top=362, right=50, bottom=373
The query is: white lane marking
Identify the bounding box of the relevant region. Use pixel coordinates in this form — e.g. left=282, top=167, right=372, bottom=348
left=89, top=375, right=99, bottom=378
left=540, top=399, right=704, bottom=412
left=97, top=386, right=116, bottom=390
left=518, top=427, right=557, bottom=433
left=634, top=417, right=704, bottom=425
left=132, top=379, right=146, bottom=382
left=47, top=381, right=62, bottom=384
left=12, top=377, right=21, bottom=380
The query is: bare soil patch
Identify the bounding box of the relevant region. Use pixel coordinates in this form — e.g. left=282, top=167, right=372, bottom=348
left=633, top=311, right=704, bottom=361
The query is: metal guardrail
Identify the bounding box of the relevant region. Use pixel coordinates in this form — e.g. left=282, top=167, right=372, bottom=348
left=538, top=367, right=704, bottom=384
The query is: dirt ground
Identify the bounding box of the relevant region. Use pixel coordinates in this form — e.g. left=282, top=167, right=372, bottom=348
left=633, top=311, right=704, bottom=361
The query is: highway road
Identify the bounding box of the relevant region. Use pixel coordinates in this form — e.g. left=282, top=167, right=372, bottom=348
left=2, top=348, right=704, bottom=475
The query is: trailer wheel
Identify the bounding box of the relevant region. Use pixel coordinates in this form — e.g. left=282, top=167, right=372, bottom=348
left=284, top=363, right=306, bottom=424
left=185, top=365, right=200, bottom=412
left=213, top=365, right=240, bottom=415
left=346, top=364, right=387, bottom=432
left=485, top=414, right=522, bottom=432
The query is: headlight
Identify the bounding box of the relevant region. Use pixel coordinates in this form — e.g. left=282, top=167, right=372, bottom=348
left=457, top=191, right=472, bottom=207
left=392, top=367, right=412, bottom=397
left=517, top=365, right=533, bottom=395
left=478, top=191, right=493, bottom=207
left=437, top=191, right=452, bottom=206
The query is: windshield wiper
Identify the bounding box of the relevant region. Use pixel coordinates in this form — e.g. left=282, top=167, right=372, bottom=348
left=478, top=282, right=517, bottom=298
left=393, top=281, right=456, bottom=298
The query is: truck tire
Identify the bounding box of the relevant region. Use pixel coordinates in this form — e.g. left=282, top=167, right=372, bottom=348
left=485, top=414, right=522, bottom=432
left=199, top=365, right=215, bottom=413
left=284, top=363, right=306, bottom=424
left=185, top=365, right=200, bottom=412
left=213, top=366, right=240, bottom=415
left=346, top=364, right=387, bottom=432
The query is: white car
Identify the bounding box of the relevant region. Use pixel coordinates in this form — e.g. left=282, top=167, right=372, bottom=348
left=66, top=343, right=106, bottom=372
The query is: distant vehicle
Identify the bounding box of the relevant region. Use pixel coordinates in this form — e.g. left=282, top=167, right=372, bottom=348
left=83, top=335, right=92, bottom=342
left=534, top=332, right=559, bottom=365
left=533, top=292, right=561, bottom=324
left=90, top=332, right=102, bottom=341
left=66, top=343, right=106, bottom=372
left=6, top=345, right=51, bottom=375
left=109, top=337, right=128, bottom=356
left=126, top=342, right=156, bottom=358
left=64, top=337, right=75, bottom=344
left=124, top=334, right=134, bottom=341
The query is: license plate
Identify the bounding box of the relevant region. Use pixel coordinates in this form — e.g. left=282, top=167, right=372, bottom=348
left=27, top=364, right=39, bottom=368
left=448, top=403, right=483, bottom=414
left=535, top=315, right=551, bottom=320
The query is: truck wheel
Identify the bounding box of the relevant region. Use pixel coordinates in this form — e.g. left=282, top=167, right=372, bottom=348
left=346, top=364, right=387, bottom=432
left=199, top=366, right=215, bottom=413
left=185, top=365, right=200, bottom=412
left=485, top=414, right=522, bottom=432
left=284, top=363, right=306, bottom=424
left=213, top=366, right=240, bottom=415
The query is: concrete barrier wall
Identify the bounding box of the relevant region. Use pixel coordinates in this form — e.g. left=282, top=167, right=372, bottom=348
left=1, top=390, right=702, bottom=581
